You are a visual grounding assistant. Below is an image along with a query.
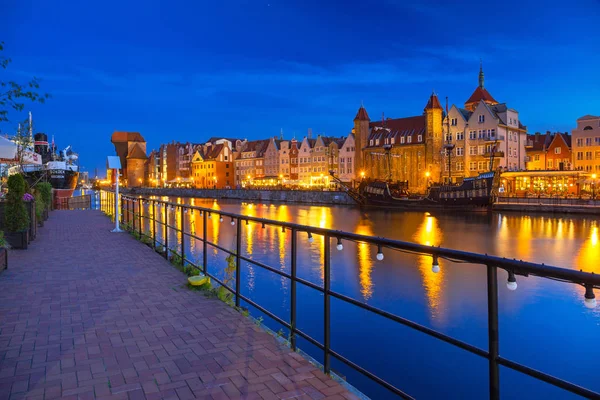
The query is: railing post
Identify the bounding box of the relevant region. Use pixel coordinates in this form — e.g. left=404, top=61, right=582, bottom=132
left=202, top=210, right=207, bottom=275
left=487, top=264, right=500, bottom=400
left=324, top=234, right=331, bottom=374
left=180, top=206, right=185, bottom=266
left=152, top=200, right=156, bottom=249
left=164, top=205, right=169, bottom=260
left=139, top=200, right=142, bottom=237
left=132, top=199, right=136, bottom=233
left=290, top=228, right=297, bottom=351
left=235, top=217, right=242, bottom=307
left=120, top=194, right=124, bottom=225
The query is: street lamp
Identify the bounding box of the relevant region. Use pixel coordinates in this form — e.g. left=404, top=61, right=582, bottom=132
left=360, top=171, right=365, bottom=179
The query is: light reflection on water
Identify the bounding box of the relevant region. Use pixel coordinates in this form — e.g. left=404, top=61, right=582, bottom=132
left=105, top=192, right=600, bottom=399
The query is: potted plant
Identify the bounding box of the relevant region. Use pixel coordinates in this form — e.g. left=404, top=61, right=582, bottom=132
left=4, top=174, right=30, bottom=249
left=0, top=231, right=8, bottom=272
left=35, top=182, right=52, bottom=219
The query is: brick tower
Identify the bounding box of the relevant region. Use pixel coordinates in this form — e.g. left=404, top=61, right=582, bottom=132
left=353, top=105, right=370, bottom=175
left=424, top=92, right=443, bottom=183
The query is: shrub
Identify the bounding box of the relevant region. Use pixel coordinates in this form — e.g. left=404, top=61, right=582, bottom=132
left=34, top=192, right=44, bottom=221
left=35, top=182, right=52, bottom=210
left=4, top=174, right=29, bottom=232
left=0, top=231, right=9, bottom=249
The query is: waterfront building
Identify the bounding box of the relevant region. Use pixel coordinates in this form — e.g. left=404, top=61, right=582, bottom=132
left=443, top=65, right=528, bottom=181
left=110, top=131, right=147, bottom=188
left=190, top=141, right=233, bottom=189
left=572, top=115, right=600, bottom=173
left=278, top=138, right=299, bottom=184
left=177, top=142, right=197, bottom=180
left=338, top=133, right=356, bottom=183
left=159, top=142, right=182, bottom=186
left=234, top=139, right=269, bottom=187
left=264, top=137, right=282, bottom=180
left=297, top=136, right=315, bottom=187
left=355, top=93, right=442, bottom=193
left=525, top=132, right=572, bottom=171
left=500, top=170, right=589, bottom=197
left=146, top=149, right=161, bottom=187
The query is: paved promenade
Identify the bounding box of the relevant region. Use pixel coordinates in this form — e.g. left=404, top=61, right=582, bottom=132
left=0, top=211, right=355, bottom=400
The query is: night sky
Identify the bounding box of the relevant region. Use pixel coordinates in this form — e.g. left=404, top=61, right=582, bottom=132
left=2, top=0, right=599, bottom=176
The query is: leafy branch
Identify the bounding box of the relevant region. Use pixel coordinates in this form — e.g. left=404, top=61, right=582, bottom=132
left=0, top=41, right=51, bottom=124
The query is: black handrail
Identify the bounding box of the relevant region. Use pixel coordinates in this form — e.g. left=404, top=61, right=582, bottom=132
left=99, top=191, right=600, bottom=399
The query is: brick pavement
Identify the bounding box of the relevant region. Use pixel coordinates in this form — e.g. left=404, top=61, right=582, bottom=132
left=0, top=211, right=357, bottom=400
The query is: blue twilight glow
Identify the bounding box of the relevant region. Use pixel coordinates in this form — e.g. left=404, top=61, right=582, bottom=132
left=1, top=0, right=599, bottom=174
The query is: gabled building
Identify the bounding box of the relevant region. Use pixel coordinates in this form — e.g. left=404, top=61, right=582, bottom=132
left=525, top=132, right=572, bottom=171
left=338, top=133, right=356, bottom=183
left=279, top=138, right=299, bottom=184
left=234, top=139, right=269, bottom=187
left=264, top=137, right=281, bottom=178
left=190, top=142, right=233, bottom=189
left=443, top=64, right=528, bottom=180
left=298, top=136, right=316, bottom=186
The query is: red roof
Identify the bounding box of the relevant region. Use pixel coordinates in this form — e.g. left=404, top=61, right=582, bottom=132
left=465, top=87, right=498, bottom=107
left=354, top=106, right=370, bottom=121
left=424, top=93, right=442, bottom=110
left=370, top=115, right=425, bottom=132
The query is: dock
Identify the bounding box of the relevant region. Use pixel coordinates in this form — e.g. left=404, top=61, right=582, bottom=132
left=0, top=210, right=355, bottom=400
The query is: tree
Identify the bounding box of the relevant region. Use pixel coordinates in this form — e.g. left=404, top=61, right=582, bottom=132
left=0, top=41, right=50, bottom=125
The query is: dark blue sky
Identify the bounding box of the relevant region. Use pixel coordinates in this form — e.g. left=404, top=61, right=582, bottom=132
left=2, top=0, right=599, bottom=176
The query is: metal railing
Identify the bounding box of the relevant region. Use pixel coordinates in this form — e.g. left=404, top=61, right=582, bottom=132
left=100, top=191, right=600, bottom=400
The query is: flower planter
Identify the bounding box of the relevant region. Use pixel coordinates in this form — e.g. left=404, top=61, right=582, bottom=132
left=5, top=231, right=28, bottom=250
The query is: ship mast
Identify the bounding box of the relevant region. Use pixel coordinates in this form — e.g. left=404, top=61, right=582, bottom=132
left=442, top=96, right=455, bottom=184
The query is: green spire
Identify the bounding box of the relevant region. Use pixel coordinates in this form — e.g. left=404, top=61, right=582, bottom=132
left=479, top=59, right=484, bottom=89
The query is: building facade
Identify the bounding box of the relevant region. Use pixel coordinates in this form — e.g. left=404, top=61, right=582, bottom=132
left=443, top=65, right=528, bottom=182
left=190, top=142, right=233, bottom=189
left=355, top=93, right=442, bottom=193
left=338, top=133, right=356, bottom=183
left=525, top=132, right=572, bottom=171
left=572, top=115, right=600, bottom=173
left=110, top=131, right=147, bottom=187
left=264, top=137, right=281, bottom=178
left=234, top=140, right=269, bottom=187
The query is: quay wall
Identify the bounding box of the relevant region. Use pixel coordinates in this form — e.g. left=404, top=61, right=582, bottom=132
left=122, top=188, right=356, bottom=206
left=493, top=203, right=600, bottom=215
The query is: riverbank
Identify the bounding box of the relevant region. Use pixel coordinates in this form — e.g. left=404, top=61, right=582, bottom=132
left=123, top=187, right=356, bottom=205
left=493, top=203, right=600, bottom=215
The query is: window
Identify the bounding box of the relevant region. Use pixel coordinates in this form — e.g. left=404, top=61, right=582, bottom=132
left=369, top=140, right=373, bottom=146
left=456, top=147, right=464, bottom=156
left=554, top=147, right=561, bottom=154
left=469, top=131, right=477, bottom=140
left=401, top=137, right=405, bottom=144
left=595, top=137, right=600, bottom=145
left=446, top=133, right=452, bottom=141
left=470, top=162, right=477, bottom=171
left=586, top=151, right=593, bottom=160
left=534, top=154, right=540, bottom=161
left=407, top=137, right=412, bottom=143
left=375, top=139, right=380, bottom=146
left=469, top=146, right=477, bottom=155
left=586, top=138, right=593, bottom=146
left=596, top=151, right=600, bottom=160
left=478, top=161, right=486, bottom=170
left=456, top=162, right=463, bottom=171
left=456, top=132, right=464, bottom=140
left=418, top=135, right=422, bottom=142
left=490, top=129, right=496, bottom=137
left=548, top=160, right=553, bottom=169
left=478, top=145, right=485, bottom=155
left=478, top=115, right=485, bottom=123
left=391, top=138, right=395, bottom=144
left=451, top=118, right=457, bottom=126
left=577, top=138, right=584, bottom=147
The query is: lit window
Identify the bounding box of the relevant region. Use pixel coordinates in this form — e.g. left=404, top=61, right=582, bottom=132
left=555, top=147, right=561, bottom=154
left=478, top=115, right=485, bottom=123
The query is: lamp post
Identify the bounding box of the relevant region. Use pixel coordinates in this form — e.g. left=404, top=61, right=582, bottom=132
left=425, top=171, right=431, bottom=188
left=593, top=173, right=597, bottom=199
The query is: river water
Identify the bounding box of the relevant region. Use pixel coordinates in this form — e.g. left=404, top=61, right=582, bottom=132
left=102, top=192, right=600, bottom=399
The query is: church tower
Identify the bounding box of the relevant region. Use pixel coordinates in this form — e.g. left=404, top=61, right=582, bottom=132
left=424, top=92, right=443, bottom=183
left=465, top=61, right=498, bottom=112
left=353, top=105, right=370, bottom=175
